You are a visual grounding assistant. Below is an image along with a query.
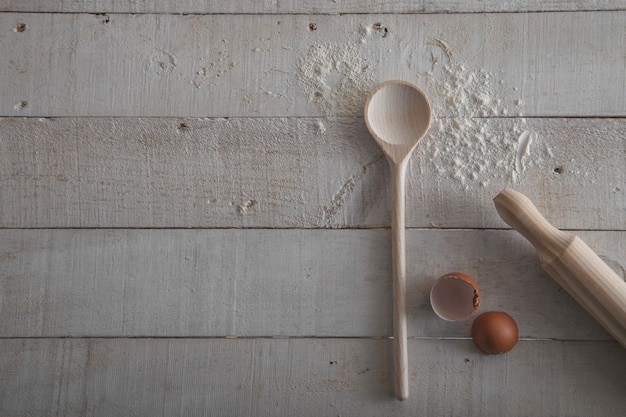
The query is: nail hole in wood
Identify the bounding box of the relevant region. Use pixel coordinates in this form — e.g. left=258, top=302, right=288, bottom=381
left=554, top=166, right=564, bottom=174
left=373, top=23, right=389, bottom=37
left=308, top=23, right=317, bottom=31
left=94, top=13, right=110, bottom=24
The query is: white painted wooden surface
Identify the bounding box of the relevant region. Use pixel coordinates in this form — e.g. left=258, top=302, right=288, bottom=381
left=1, top=117, right=623, bottom=229
left=1, top=1, right=625, bottom=415
left=2, top=0, right=626, bottom=13
left=1, top=228, right=624, bottom=340
left=2, top=338, right=625, bottom=417
left=2, top=13, right=625, bottom=117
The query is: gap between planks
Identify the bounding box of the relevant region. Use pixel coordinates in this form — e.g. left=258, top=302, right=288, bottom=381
left=1, top=227, right=624, bottom=233
left=3, top=115, right=626, bottom=120
left=2, top=10, right=626, bottom=16
left=0, top=335, right=609, bottom=342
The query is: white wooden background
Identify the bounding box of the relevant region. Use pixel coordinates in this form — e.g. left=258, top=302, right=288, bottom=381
left=1, top=1, right=625, bottom=416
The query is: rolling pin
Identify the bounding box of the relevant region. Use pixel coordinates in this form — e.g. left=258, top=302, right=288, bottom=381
left=493, top=188, right=626, bottom=348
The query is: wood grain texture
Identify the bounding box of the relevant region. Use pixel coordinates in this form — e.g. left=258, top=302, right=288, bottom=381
left=1, top=117, right=623, bottom=229
left=1, top=0, right=625, bottom=13
left=495, top=188, right=626, bottom=348
left=390, top=161, right=409, bottom=400
left=1, top=338, right=625, bottom=417
left=1, top=228, right=624, bottom=340
left=1, top=12, right=625, bottom=117
left=1, top=4, right=625, bottom=414
left=363, top=80, right=434, bottom=399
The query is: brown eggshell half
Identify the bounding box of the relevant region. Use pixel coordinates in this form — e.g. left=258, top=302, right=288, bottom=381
left=430, top=272, right=480, bottom=321
left=471, top=311, right=519, bottom=354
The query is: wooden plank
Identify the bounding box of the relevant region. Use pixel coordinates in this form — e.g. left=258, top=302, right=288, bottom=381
left=1, top=228, right=624, bottom=339
left=1, top=117, right=623, bottom=229
left=1, top=12, right=625, bottom=117
left=1, top=0, right=625, bottom=13
left=1, top=337, right=625, bottom=416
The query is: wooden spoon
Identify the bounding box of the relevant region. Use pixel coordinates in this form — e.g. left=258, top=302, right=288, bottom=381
left=364, top=80, right=431, bottom=401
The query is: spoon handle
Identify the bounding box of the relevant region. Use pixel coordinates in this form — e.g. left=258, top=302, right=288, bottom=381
left=390, top=159, right=409, bottom=401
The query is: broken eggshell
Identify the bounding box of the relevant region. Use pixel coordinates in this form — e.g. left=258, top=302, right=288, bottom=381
left=471, top=311, right=519, bottom=354
left=430, top=272, right=480, bottom=321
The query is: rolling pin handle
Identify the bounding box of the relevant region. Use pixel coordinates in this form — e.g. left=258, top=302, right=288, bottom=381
left=493, top=188, right=571, bottom=259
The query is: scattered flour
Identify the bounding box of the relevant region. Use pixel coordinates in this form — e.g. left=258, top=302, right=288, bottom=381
left=515, top=130, right=533, bottom=174
left=191, top=50, right=239, bottom=89
left=417, top=60, right=550, bottom=188
left=295, top=28, right=551, bottom=187
left=422, top=117, right=547, bottom=188
left=316, top=120, right=327, bottom=134
left=420, top=61, right=516, bottom=118
left=296, top=25, right=380, bottom=117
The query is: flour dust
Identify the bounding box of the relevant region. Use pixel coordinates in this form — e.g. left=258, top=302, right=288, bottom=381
left=295, top=27, right=550, bottom=187
left=418, top=60, right=550, bottom=188
left=296, top=25, right=380, bottom=117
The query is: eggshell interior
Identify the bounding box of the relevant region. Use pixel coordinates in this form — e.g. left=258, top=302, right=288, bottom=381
left=430, top=274, right=480, bottom=321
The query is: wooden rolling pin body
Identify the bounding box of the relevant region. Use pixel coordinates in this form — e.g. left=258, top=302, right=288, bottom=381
left=493, top=188, right=626, bottom=348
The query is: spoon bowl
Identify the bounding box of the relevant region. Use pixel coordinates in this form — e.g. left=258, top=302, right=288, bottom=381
left=365, top=81, right=431, bottom=160
left=364, top=80, right=431, bottom=401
